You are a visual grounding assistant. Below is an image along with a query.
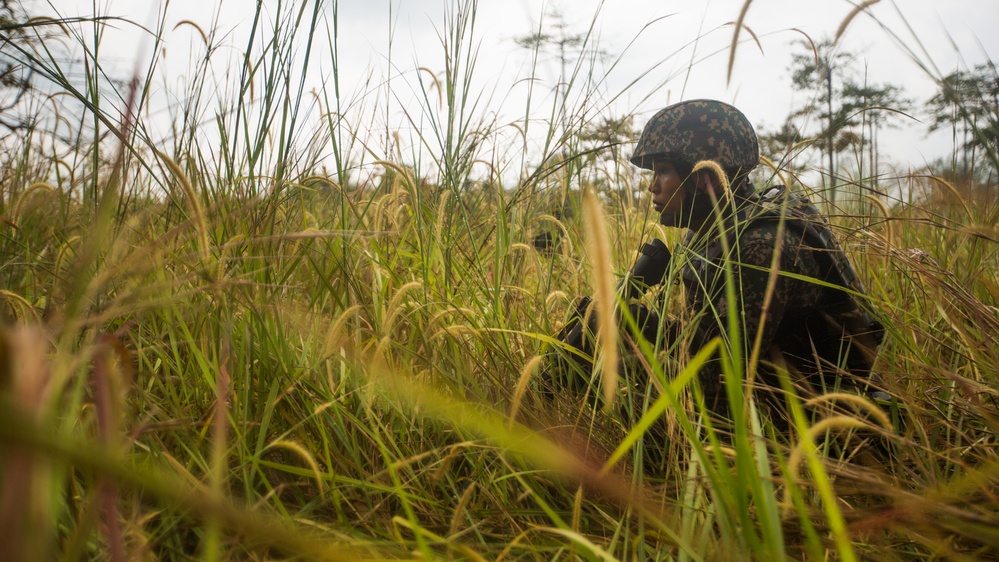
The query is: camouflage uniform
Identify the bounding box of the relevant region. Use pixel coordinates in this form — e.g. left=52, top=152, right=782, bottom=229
left=549, top=100, right=881, bottom=424
left=672, top=185, right=878, bottom=422
left=631, top=100, right=880, bottom=422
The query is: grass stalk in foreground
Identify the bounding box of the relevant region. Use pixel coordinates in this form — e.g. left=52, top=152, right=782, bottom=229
left=0, top=0, right=998, bottom=559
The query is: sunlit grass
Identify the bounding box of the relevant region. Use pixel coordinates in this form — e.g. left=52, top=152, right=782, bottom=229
left=0, top=0, right=997, bottom=560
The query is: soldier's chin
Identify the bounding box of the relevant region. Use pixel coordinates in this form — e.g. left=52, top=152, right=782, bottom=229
left=658, top=210, right=679, bottom=227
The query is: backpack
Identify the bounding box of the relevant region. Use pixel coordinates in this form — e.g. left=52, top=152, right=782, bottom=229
left=746, top=185, right=885, bottom=381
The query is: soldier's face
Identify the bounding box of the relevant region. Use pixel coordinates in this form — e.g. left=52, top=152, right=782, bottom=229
left=649, top=160, right=687, bottom=226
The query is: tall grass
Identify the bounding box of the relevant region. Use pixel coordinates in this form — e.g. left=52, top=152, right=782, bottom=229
left=1, top=1, right=997, bottom=560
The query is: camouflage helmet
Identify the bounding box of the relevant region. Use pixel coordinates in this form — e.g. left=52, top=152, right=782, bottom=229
left=630, top=99, right=760, bottom=173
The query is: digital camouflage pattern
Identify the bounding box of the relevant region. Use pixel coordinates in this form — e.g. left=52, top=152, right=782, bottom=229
left=547, top=183, right=884, bottom=424
left=630, top=99, right=760, bottom=173
left=550, top=99, right=883, bottom=428
left=753, top=185, right=868, bottom=297
left=677, top=184, right=882, bottom=420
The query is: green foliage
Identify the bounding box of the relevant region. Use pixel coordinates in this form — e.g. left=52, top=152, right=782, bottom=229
left=786, top=36, right=913, bottom=199
left=0, top=1, right=998, bottom=561
left=926, top=63, right=999, bottom=179
left=0, top=0, right=36, bottom=125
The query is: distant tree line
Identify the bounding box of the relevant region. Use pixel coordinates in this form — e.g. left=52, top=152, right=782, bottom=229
left=926, top=63, right=999, bottom=182
left=760, top=36, right=998, bottom=199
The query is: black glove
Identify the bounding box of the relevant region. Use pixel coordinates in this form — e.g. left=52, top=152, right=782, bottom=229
left=555, top=238, right=671, bottom=358
left=540, top=239, right=671, bottom=400
left=621, top=238, right=671, bottom=299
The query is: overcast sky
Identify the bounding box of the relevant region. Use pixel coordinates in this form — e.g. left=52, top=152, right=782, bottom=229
left=47, top=0, right=999, bottom=180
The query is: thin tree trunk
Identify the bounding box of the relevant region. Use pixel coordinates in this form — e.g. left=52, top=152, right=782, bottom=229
left=826, top=67, right=836, bottom=204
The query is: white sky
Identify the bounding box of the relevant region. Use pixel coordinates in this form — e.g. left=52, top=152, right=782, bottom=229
left=44, top=0, right=999, bottom=181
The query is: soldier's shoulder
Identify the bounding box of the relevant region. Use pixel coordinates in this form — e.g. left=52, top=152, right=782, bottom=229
left=733, top=222, right=782, bottom=266
left=737, top=218, right=783, bottom=246
left=737, top=217, right=823, bottom=271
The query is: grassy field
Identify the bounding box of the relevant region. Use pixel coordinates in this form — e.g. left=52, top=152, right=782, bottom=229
left=1, top=1, right=998, bottom=560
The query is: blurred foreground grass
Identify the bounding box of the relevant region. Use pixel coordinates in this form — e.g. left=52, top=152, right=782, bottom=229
left=1, top=1, right=998, bottom=560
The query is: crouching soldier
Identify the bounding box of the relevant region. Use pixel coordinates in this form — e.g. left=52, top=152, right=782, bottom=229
left=546, top=99, right=885, bottom=431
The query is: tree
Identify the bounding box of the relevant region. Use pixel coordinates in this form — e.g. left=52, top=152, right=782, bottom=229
left=513, top=4, right=609, bottom=221
left=926, top=64, right=999, bottom=180
left=0, top=0, right=36, bottom=132
left=788, top=38, right=912, bottom=202
left=514, top=6, right=586, bottom=110
left=577, top=114, right=640, bottom=203
left=756, top=119, right=807, bottom=183
left=839, top=79, right=912, bottom=184
left=789, top=38, right=857, bottom=199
